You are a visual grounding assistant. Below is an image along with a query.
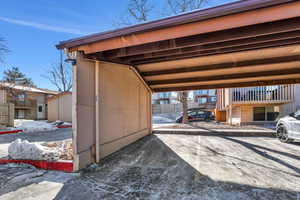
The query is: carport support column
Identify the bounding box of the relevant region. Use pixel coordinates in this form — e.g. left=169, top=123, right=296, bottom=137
left=71, top=51, right=96, bottom=171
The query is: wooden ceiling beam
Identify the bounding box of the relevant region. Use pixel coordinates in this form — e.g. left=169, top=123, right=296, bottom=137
left=148, top=68, right=300, bottom=85
left=132, top=38, right=300, bottom=65
left=152, top=78, right=300, bottom=92
left=102, top=17, right=300, bottom=59
left=141, top=55, right=300, bottom=76
left=122, top=31, right=300, bottom=63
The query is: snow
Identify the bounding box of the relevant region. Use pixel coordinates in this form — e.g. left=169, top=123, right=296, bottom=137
left=14, top=120, right=58, bottom=132
left=0, top=82, right=58, bottom=94
left=152, top=116, right=174, bottom=124
left=8, top=139, right=61, bottom=161
left=51, top=120, right=72, bottom=126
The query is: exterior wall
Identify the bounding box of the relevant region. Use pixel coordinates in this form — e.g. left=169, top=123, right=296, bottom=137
left=73, top=53, right=96, bottom=171
left=240, top=105, right=253, bottom=123
left=193, top=89, right=217, bottom=109
left=217, top=84, right=300, bottom=125
left=72, top=52, right=152, bottom=171
left=295, top=84, right=300, bottom=110
left=152, top=92, right=179, bottom=104
left=227, top=104, right=289, bottom=125
left=97, top=61, right=152, bottom=160
left=6, top=91, right=49, bottom=120
left=48, top=93, right=72, bottom=122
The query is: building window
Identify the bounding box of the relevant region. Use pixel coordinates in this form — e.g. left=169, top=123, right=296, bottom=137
left=266, top=106, right=279, bottom=121
left=198, top=97, right=207, bottom=104
left=253, top=106, right=279, bottom=121
left=38, top=105, right=43, bottom=112
left=208, top=90, right=216, bottom=96
left=211, top=96, right=217, bottom=102
left=159, top=92, right=171, bottom=98
left=16, top=93, right=25, bottom=102
left=15, top=110, right=25, bottom=119
left=253, top=107, right=266, bottom=121
left=160, top=100, right=169, bottom=104
left=195, top=90, right=208, bottom=95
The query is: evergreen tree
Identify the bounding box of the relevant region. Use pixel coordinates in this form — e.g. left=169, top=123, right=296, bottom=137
left=3, top=67, right=35, bottom=87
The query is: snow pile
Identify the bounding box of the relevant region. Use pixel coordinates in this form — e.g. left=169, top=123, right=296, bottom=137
left=14, top=120, right=58, bottom=132
left=8, top=139, right=61, bottom=161
left=43, top=141, right=73, bottom=160
left=152, top=116, right=174, bottom=124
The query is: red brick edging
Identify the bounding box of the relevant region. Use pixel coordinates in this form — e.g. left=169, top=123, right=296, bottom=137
left=0, top=130, right=23, bottom=135
left=0, top=159, right=73, bottom=172
left=57, top=125, right=72, bottom=129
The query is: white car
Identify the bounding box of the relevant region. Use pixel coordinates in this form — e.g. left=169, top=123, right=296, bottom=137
left=276, top=110, right=300, bottom=143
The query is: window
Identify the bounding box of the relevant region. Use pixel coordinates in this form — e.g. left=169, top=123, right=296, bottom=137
left=253, top=107, right=265, bottom=121
left=198, top=97, right=207, bottom=104
left=208, top=90, right=216, bottom=96
left=15, top=110, right=25, bottom=119
left=159, top=92, right=171, bottom=98
left=195, top=90, right=208, bottom=95
left=253, top=106, right=279, bottom=121
left=16, top=93, right=25, bottom=101
left=266, top=106, right=279, bottom=121
left=211, top=96, right=217, bottom=102
left=38, top=105, right=43, bottom=112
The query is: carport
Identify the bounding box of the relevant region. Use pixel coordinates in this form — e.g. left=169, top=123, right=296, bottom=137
left=57, top=0, right=300, bottom=170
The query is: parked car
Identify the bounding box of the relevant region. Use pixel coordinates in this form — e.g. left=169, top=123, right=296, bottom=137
left=276, top=110, right=300, bottom=143
left=176, top=109, right=214, bottom=123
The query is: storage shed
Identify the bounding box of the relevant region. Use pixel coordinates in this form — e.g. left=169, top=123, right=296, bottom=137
left=48, top=92, right=72, bottom=122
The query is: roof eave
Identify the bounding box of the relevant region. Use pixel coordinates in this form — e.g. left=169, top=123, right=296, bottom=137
left=56, top=0, right=296, bottom=50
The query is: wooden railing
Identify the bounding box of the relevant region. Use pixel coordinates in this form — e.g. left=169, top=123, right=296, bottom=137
left=13, top=99, right=37, bottom=108
left=231, top=85, right=294, bottom=104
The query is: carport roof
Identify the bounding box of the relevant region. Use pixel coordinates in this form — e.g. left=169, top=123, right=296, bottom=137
left=57, top=0, right=300, bottom=92
left=57, top=0, right=295, bottom=50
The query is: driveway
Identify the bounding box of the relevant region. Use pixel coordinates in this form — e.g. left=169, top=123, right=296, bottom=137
left=0, top=128, right=72, bottom=158
left=1, top=131, right=299, bottom=200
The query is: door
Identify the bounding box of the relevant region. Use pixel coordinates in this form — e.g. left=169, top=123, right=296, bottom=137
left=37, top=104, right=45, bottom=119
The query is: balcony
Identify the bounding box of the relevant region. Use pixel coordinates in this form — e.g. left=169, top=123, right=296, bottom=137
left=231, top=85, right=294, bottom=104
left=13, top=99, right=37, bottom=109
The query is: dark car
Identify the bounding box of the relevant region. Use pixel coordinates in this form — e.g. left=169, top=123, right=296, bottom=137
left=176, top=109, right=214, bottom=123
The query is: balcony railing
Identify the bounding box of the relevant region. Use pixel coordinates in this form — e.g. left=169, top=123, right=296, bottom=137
left=13, top=99, right=37, bottom=108
left=231, top=85, right=294, bottom=104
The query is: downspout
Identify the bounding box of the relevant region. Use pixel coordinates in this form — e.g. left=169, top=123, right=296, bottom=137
left=95, top=61, right=101, bottom=163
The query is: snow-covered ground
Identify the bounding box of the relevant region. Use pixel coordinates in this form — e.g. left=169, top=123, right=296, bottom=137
left=152, top=113, right=181, bottom=124
left=14, top=120, right=58, bottom=133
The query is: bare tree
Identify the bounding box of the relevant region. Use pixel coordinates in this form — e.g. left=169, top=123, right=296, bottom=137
left=179, top=91, right=189, bottom=124
left=44, top=51, right=72, bottom=92
left=117, top=0, right=209, bottom=124
left=0, top=36, right=9, bottom=63
left=116, top=0, right=155, bottom=26
left=166, top=0, right=207, bottom=14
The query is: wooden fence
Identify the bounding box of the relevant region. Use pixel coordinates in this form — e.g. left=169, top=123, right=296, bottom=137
left=0, top=103, right=14, bottom=127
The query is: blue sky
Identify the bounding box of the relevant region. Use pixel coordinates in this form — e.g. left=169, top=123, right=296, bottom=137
left=0, top=0, right=237, bottom=90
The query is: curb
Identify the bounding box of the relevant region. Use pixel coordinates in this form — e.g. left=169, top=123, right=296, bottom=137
left=153, top=129, right=275, bottom=137
left=0, top=159, right=73, bottom=172
left=0, top=129, right=23, bottom=135
left=57, top=125, right=72, bottom=129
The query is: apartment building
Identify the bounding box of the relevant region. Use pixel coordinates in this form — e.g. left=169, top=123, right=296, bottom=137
left=193, top=89, right=217, bottom=110
left=0, top=83, right=58, bottom=120
left=216, top=85, right=300, bottom=125
left=152, top=92, right=179, bottom=104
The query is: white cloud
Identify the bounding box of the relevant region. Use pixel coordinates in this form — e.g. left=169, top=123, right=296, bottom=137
left=0, top=16, right=91, bottom=35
